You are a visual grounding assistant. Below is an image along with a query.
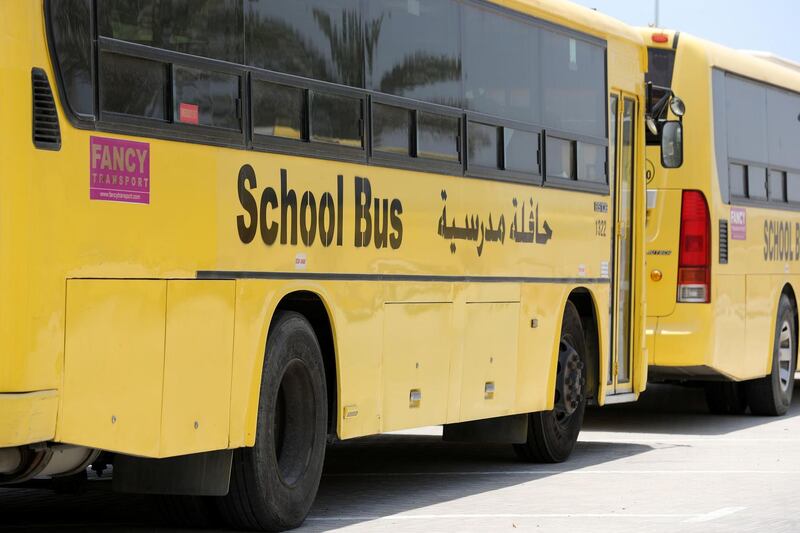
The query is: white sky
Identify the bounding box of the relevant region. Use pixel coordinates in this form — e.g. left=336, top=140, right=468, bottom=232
left=570, top=0, right=800, bottom=63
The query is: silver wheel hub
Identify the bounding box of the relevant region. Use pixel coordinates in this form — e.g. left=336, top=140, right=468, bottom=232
left=778, top=319, right=793, bottom=393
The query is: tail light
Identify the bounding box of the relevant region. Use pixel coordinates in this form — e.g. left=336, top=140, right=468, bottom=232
left=677, top=190, right=710, bottom=303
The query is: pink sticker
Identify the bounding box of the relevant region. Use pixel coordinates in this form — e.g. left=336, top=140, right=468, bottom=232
left=730, top=207, right=746, bottom=240
left=90, top=136, right=150, bottom=204
left=179, top=103, right=199, bottom=125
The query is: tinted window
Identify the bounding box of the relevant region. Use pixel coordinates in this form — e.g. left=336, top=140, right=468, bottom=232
left=541, top=31, right=606, bottom=138
left=645, top=48, right=675, bottom=111
left=646, top=48, right=675, bottom=89
left=252, top=80, right=305, bottom=140
left=100, top=53, right=167, bottom=120
left=468, top=122, right=500, bottom=169
left=368, top=0, right=461, bottom=106
left=174, top=66, right=240, bottom=130
left=49, top=0, right=94, bottom=117
left=99, top=0, right=243, bottom=63
left=769, top=169, right=786, bottom=202
left=578, top=143, right=606, bottom=183
left=373, top=103, right=411, bottom=155
left=547, top=137, right=575, bottom=179
left=310, top=92, right=362, bottom=147
left=729, top=163, right=746, bottom=197
left=748, top=165, right=768, bottom=199
left=418, top=112, right=459, bottom=162
left=767, top=88, right=800, bottom=170
left=725, top=76, right=768, bottom=165
left=788, top=173, right=800, bottom=203
left=246, top=0, right=364, bottom=87
left=504, top=129, right=539, bottom=174
left=463, top=5, right=539, bottom=123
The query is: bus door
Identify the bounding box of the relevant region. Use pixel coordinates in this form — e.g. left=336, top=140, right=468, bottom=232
left=607, top=94, right=636, bottom=397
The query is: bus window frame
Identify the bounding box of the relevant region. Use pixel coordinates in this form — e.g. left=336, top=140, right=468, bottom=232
left=45, top=0, right=615, bottom=197
left=729, top=158, right=800, bottom=212
left=464, top=111, right=543, bottom=185
left=544, top=129, right=610, bottom=195
left=97, top=37, right=248, bottom=149
left=368, top=93, right=464, bottom=177
left=250, top=69, right=368, bottom=166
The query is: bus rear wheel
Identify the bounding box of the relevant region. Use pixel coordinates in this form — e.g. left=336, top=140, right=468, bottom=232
left=218, top=311, right=328, bottom=531
left=514, top=301, right=587, bottom=463
left=747, top=295, right=797, bottom=416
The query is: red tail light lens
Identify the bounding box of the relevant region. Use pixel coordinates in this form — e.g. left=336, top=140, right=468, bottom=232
left=678, top=190, right=710, bottom=303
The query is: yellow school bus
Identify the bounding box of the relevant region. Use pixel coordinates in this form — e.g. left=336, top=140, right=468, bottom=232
left=642, top=28, right=799, bottom=415
left=0, top=1, right=674, bottom=529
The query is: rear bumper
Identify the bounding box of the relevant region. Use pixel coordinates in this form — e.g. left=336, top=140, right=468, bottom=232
left=647, top=303, right=718, bottom=379
left=0, top=391, right=58, bottom=447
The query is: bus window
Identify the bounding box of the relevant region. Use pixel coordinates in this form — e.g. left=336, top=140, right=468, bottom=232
left=463, top=4, right=539, bottom=124
left=372, top=103, right=413, bottom=156
left=468, top=122, right=501, bottom=169
left=99, top=0, right=244, bottom=64
left=769, top=170, right=787, bottom=202
left=417, top=112, right=460, bottom=162
left=541, top=31, right=606, bottom=139
left=245, top=0, right=364, bottom=87
left=747, top=166, right=768, bottom=200
left=729, top=163, right=747, bottom=198
left=173, top=67, right=241, bottom=131
left=788, top=173, right=800, bottom=203
left=546, top=137, right=576, bottom=180
left=309, top=92, right=363, bottom=148
left=49, top=0, right=93, bottom=118
left=367, top=0, right=461, bottom=106
left=99, top=53, right=168, bottom=120
left=251, top=80, right=305, bottom=140
left=504, top=129, right=540, bottom=175
left=578, top=142, right=607, bottom=183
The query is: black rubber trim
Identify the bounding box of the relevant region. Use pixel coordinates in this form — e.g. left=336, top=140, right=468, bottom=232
left=196, top=271, right=611, bottom=284
left=672, top=31, right=681, bottom=50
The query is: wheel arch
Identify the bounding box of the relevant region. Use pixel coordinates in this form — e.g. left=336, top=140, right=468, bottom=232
left=567, top=287, right=602, bottom=404
left=271, top=290, right=339, bottom=438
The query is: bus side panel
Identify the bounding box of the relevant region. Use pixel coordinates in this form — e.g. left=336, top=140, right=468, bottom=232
left=711, top=275, right=746, bottom=377
left=230, top=281, right=386, bottom=446
left=160, top=280, right=235, bottom=457
left=382, top=303, right=453, bottom=431
left=459, top=302, right=519, bottom=422
left=745, top=275, right=780, bottom=379
left=60, top=279, right=236, bottom=458
left=60, top=280, right=167, bottom=457
left=516, top=285, right=568, bottom=413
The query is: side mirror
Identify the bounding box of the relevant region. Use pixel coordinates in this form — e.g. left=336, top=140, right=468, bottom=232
left=661, top=121, right=683, bottom=168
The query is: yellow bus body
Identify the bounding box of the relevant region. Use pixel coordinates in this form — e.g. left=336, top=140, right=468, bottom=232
left=643, top=29, right=800, bottom=382
left=0, top=1, right=647, bottom=460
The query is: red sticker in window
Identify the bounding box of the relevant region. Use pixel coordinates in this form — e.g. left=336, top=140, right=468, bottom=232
left=179, top=103, right=199, bottom=125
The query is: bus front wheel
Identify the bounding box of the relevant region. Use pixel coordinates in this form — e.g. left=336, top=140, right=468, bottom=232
left=747, top=295, right=797, bottom=416
left=514, top=301, right=587, bottom=463
left=219, top=311, right=328, bottom=531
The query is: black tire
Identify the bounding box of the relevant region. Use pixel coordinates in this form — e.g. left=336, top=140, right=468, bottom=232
left=514, top=301, right=587, bottom=463
left=703, top=381, right=747, bottom=415
left=217, top=311, right=328, bottom=531
left=746, top=295, right=797, bottom=416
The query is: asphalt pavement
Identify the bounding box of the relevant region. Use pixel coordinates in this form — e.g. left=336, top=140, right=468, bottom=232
left=2, top=381, right=798, bottom=532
